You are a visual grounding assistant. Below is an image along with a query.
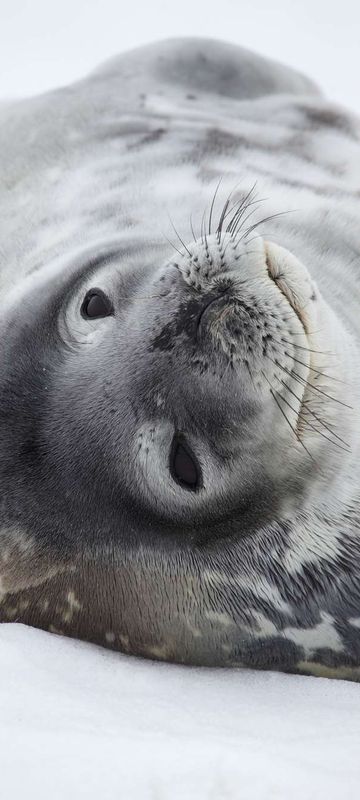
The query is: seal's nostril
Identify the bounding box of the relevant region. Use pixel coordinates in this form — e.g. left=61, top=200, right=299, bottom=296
left=170, top=436, right=201, bottom=491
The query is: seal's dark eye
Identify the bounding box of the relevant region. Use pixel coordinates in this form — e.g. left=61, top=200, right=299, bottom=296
left=81, top=290, right=113, bottom=319
left=170, top=436, right=201, bottom=491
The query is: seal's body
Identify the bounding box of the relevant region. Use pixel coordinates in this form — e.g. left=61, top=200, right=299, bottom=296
left=1, top=39, right=360, bottom=680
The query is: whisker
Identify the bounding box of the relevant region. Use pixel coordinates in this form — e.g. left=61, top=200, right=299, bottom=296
left=271, top=337, right=334, bottom=356
left=287, top=330, right=323, bottom=337
left=267, top=374, right=346, bottom=454
left=266, top=353, right=353, bottom=410
left=189, top=213, right=197, bottom=243
left=226, top=182, right=259, bottom=236
left=217, top=195, right=232, bottom=243
left=276, top=376, right=351, bottom=449
left=284, top=351, right=348, bottom=385
left=216, top=178, right=250, bottom=238
left=162, top=232, right=185, bottom=260
left=232, top=205, right=262, bottom=243
left=276, top=387, right=348, bottom=454
left=241, top=210, right=297, bottom=242
left=241, top=232, right=275, bottom=247
left=216, top=179, right=254, bottom=243
left=262, top=371, right=314, bottom=461
left=167, top=214, right=192, bottom=257
left=224, top=196, right=265, bottom=233
left=200, top=207, right=207, bottom=245
left=290, top=365, right=352, bottom=409
left=208, top=177, right=223, bottom=235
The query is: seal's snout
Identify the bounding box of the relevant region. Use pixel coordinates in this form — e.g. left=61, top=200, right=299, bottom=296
left=170, top=230, right=317, bottom=355
left=174, top=232, right=316, bottom=328
left=176, top=231, right=268, bottom=292
left=151, top=228, right=324, bottom=477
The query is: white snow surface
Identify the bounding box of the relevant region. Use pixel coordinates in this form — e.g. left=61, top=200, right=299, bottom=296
left=1, top=623, right=359, bottom=799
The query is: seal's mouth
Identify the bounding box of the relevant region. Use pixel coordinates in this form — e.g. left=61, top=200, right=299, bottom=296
left=264, top=241, right=313, bottom=335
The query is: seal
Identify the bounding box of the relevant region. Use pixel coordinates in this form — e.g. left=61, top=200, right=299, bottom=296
left=1, top=38, right=360, bottom=680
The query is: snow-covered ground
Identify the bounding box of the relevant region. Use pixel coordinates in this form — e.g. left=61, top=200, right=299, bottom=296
left=1, top=623, right=360, bottom=799
left=1, top=2, right=360, bottom=797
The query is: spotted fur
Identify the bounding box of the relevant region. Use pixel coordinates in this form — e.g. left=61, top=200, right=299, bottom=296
left=0, top=39, right=360, bottom=680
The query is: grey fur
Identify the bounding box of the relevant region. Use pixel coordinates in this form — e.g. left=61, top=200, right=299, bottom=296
left=0, top=39, right=360, bottom=680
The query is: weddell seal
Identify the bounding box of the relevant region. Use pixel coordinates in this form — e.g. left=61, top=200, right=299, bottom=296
left=1, top=38, right=360, bottom=681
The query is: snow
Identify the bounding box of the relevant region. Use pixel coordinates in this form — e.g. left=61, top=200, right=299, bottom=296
left=1, top=623, right=359, bottom=799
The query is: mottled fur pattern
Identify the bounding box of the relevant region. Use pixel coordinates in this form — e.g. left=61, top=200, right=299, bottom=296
left=0, top=39, right=360, bottom=679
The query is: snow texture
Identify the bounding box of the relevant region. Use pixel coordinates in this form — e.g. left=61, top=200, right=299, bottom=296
left=1, top=623, right=359, bottom=799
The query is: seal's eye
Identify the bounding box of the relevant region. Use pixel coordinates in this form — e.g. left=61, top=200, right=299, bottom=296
left=170, top=436, right=201, bottom=491
left=81, top=290, right=113, bottom=319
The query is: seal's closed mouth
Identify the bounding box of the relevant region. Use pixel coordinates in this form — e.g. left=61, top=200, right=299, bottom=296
left=264, top=241, right=312, bottom=334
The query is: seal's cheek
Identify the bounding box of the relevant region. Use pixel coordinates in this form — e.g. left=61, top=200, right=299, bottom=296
left=264, top=241, right=318, bottom=333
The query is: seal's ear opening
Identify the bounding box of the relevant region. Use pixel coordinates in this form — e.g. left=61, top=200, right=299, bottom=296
left=170, top=435, right=201, bottom=491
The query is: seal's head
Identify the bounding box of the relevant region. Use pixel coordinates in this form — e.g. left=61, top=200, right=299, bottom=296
left=0, top=195, right=358, bottom=672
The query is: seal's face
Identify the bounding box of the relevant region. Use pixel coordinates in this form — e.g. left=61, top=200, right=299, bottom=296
left=59, top=233, right=312, bottom=535
left=1, top=194, right=357, bottom=675
left=52, top=222, right=351, bottom=539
